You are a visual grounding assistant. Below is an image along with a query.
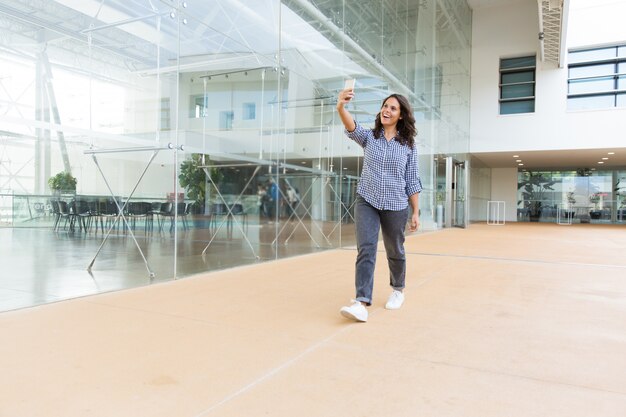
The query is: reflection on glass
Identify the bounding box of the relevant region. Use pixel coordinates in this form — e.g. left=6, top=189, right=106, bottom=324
left=568, top=95, right=615, bottom=110
left=569, top=47, right=616, bottom=64
left=517, top=169, right=624, bottom=224
left=568, top=77, right=615, bottom=95
left=0, top=0, right=472, bottom=308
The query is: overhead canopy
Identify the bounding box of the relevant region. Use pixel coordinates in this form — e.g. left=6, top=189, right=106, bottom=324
left=538, top=0, right=569, bottom=67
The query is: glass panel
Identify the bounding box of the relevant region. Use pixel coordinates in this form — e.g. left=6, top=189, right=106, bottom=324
left=453, top=161, right=466, bottom=227
left=500, top=100, right=535, bottom=114
left=0, top=0, right=472, bottom=310
left=500, top=56, right=536, bottom=69
left=501, top=71, right=534, bottom=84
left=617, top=93, right=626, bottom=107
left=242, top=103, right=256, bottom=120
left=569, top=47, right=617, bottom=64
left=569, top=64, right=615, bottom=79
left=588, top=173, right=614, bottom=222
left=501, top=84, right=534, bottom=99
left=619, top=46, right=626, bottom=58
left=568, top=95, right=615, bottom=110
left=616, top=171, right=626, bottom=222
left=568, top=77, right=615, bottom=94
left=518, top=170, right=619, bottom=223
left=618, top=66, right=626, bottom=90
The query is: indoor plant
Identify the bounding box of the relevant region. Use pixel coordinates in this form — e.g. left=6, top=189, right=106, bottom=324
left=517, top=171, right=559, bottom=221
left=48, top=171, right=77, bottom=194
left=179, top=154, right=222, bottom=213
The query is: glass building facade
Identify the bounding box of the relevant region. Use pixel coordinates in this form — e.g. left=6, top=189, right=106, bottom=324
left=0, top=1, right=471, bottom=291
left=517, top=169, right=626, bottom=224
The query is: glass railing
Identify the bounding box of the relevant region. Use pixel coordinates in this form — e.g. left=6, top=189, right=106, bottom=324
left=0, top=192, right=173, bottom=229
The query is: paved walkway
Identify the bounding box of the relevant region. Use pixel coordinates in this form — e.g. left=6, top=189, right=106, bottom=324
left=1, top=223, right=625, bottom=416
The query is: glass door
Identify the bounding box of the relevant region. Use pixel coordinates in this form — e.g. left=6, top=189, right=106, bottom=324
left=452, top=161, right=468, bottom=227
left=447, top=158, right=468, bottom=228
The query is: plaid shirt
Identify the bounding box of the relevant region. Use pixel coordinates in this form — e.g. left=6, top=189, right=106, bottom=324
left=346, top=122, right=422, bottom=211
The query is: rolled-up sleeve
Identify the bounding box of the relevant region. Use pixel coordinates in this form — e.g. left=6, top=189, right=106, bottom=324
left=345, top=121, right=370, bottom=148
left=405, top=144, right=423, bottom=196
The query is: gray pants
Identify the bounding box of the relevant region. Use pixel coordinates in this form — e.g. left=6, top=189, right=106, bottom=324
left=354, top=194, right=409, bottom=305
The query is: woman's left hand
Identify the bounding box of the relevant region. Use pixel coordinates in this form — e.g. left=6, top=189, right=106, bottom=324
left=409, top=212, right=420, bottom=232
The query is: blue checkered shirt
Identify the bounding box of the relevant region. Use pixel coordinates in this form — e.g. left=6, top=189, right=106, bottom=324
left=346, top=122, right=422, bottom=211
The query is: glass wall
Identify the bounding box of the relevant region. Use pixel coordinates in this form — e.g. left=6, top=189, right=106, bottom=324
left=0, top=0, right=471, bottom=308
left=517, top=169, right=626, bottom=223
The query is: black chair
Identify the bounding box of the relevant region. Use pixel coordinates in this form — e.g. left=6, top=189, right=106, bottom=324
left=71, top=199, right=94, bottom=232
left=56, top=200, right=75, bottom=231
left=97, top=199, right=120, bottom=233
left=230, top=203, right=248, bottom=232
left=210, top=203, right=227, bottom=231
left=127, top=201, right=153, bottom=232
left=155, top=202, right=174, bottom=232
left=49, top=199, right=61, bottom=231
left=177, top=202, right=192, bottom=230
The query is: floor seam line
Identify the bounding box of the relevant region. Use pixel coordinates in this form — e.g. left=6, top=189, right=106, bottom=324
left=192, top=324, right=354, bottom=417
left=192, top=273, right=440, bottom=416
left=405, top=251, right=626, bottom=269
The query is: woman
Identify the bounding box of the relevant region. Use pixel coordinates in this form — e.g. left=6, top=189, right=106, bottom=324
left=337, top=86, right=422, bottom=322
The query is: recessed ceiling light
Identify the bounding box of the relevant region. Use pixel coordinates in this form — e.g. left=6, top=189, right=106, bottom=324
left=513, top=155, right=519, bottom=158
left=343, top=167, right=348, bottom=170
left=518, top=163, right=524, bottom=166
left=516, top=159, right=522, bottom=162
left=608, top=152, right=615, bottom=155
left=301, top=161, right=306, bottom=164
left=602, top=157, right=609, bottom=160
left=598, top=161, right=604, bottom=164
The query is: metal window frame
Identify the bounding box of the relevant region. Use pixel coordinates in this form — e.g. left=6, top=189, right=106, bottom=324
left=499, top=56, right=536, bottom=114
left=567, top=44, right=626, bottom=107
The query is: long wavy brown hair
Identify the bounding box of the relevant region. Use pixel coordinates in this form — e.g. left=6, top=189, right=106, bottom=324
left=373, top=94, right=417, bottom=147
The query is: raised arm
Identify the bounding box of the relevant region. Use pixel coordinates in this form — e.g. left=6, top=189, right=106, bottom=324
left=336, top=88, right=356, bottom=132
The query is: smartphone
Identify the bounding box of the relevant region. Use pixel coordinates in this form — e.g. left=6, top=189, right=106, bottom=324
left=344, top=78, right=355, bottom=90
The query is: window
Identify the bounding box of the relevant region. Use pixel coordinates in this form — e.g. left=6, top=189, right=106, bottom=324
left=193, top=96, right=207, bottom=118
left=219, top=111, right=234, bottom=130
left=499, top=56, right=536, bottom=115
left=242, top=102, right=256, bottom=120
left=567, top=45, right=626, bottom=110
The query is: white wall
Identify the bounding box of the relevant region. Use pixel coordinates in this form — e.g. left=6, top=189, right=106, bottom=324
left=469, top=0, right=626, bottom=155
left=568, top=0, right=626, bottom=49
left=490, top=167, right=518, bottom=222
left=469, top=163, right=491, bottom=222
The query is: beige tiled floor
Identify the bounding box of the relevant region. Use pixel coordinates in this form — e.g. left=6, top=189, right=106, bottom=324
left=1, top=223, right=625, bottom=416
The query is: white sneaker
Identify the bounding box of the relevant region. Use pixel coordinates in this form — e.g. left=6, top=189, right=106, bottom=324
left=340, top=300, right=368, bottom=322
left=385, top=290, right=405, bottom=310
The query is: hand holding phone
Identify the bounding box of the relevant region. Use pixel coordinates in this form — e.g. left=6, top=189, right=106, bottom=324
left=344, top=78, right=355, bottom=91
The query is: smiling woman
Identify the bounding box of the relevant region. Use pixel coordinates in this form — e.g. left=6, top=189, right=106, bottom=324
left=336, top=90, right=422, bottom=322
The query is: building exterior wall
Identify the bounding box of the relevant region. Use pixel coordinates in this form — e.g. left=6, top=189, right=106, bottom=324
left=470, top=1, right=626, bottom=154
left=469, top=0, right=626, bottom=222
left=490, top=167, right=518, bottom=222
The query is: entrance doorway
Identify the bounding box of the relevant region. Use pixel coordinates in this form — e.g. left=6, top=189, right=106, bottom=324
left=435, top=156, right=469, bottom=228
left=451, top=159, right=468, bottom=228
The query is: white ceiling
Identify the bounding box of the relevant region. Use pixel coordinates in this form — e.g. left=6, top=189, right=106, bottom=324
left=472, top=148, right=626, bottom=170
